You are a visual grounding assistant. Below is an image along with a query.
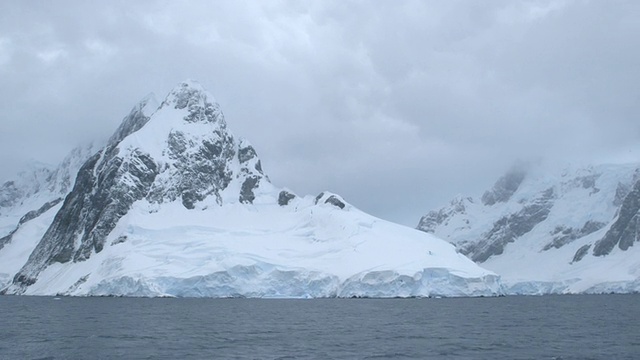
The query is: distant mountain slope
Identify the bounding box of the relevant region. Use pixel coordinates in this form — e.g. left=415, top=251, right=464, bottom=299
left=0, top=144, right=99, bottom=229
left=417, top=162, right=640, bottom=294
left=0, top=81, right=500, bottom=298
left=0, top=143, right=99, bottom=288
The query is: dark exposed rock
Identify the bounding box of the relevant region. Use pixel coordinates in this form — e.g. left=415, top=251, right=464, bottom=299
left=325, top=195, right=345, bottom=209
left=542, top=220, right=606, bottom=251
left=238, top=145, right=258, bottom=163
left=481, top=166, right=527, bottom=206
left=19, top=198, right=64, bottom=225
left=13, top=147, right=159, bottom=289
left=278, top=191, right=296, bottom=206
left=74, top=151, right=158, bottom=260
left=463, top=187, right=555, bottom=262
left=172, top=84, right=197, bottom=109
left=614, top=182, right=631, bottom=207
left=12, top=274, right=36, bottom=287
left=167, top=131, right=189, bottom=154
left=613, top=169, right=640, bottom=207
left=0, top=232, right=14, bottom=252
left=185, top=96, right=221, bottom=124
left=417, top=211, right=443, bottom=234
left=147, top=83, right=263, bottom=210
left=239, top=176, right=260, bottom=204
left=71, top=274, right=90, bottom=290
left=594, top=179, right=640, bottom=256
left=13, top=105, right=160, bottom=287
left=581, top=220, right=606, bottom=235
left=111, top=235, right=127, bottom=246
left=572, top=244, right=591, bottom=263
left=149, top=129, right=236, bottom=208
left=543, top=225, right=574, bottom=251
left=312, top=192, right=346, bottom=209
left=166, top=82, right=224, bottom=124
left=417, top=197, right=470, bottom=233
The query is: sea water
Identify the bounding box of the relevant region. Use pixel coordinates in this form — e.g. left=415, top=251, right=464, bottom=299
left=0, top=294, right=638, bottom=359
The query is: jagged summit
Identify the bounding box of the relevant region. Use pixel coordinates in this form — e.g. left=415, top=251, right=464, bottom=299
left=108, top=81, right=224, bottom=152
left=161, top=80, right=225, bottom=124
left=163, top=80, right=214, bottom=106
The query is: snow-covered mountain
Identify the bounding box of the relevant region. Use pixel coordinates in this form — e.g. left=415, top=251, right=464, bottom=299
left=0, top=143, right=99, bottom=286
left=0, top=80, right=500, bottom=298
left=417, top=161, right=640, bottom=294
left=0, top=144, right=99, bottom=226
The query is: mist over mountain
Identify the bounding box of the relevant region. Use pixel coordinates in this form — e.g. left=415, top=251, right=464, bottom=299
left=418, top=161, right=640, bottom=294
left=2, top=1, right=640, bottom=226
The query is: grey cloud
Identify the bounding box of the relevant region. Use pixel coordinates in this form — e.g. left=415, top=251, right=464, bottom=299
left=1, top=0, right=638, bottom=226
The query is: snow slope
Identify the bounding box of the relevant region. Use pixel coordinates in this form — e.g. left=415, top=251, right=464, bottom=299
left=1, top=80, right=500, bottom=298
left=22, top=193, right=499, bottom=298
left=418, top=162, right=640, bottom=294
left=0, top=202, right=63, bottom=289
left=0, top=144, right=98, bottom=236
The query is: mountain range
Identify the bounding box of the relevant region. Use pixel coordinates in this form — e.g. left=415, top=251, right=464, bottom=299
left=0, top=80, right=499, bottom=298
left=418, top=161, right=640, bottom=294
left=6, top=80, right=638, bottom=297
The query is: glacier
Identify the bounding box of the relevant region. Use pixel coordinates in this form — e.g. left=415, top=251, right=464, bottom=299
left=0, top=80, right=501, bottom=298
left=4, top=191, right=501, bottom=298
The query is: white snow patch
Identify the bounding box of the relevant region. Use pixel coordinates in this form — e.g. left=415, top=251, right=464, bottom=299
left=22, top=197, right=500, bottom=298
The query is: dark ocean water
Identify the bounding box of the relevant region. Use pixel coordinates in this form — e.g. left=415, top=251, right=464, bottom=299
left=0, top=294, right=638, bottom=359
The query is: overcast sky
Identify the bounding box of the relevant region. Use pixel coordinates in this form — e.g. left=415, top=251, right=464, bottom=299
left=1, top=1, right=639, bottom=225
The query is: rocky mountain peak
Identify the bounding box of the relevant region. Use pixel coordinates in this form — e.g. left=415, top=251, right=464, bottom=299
left=166, top=79, right=208, bottom=102
left=11, top=81, right=270, bottom=289
left=159, top=80, right=226, bottom=126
